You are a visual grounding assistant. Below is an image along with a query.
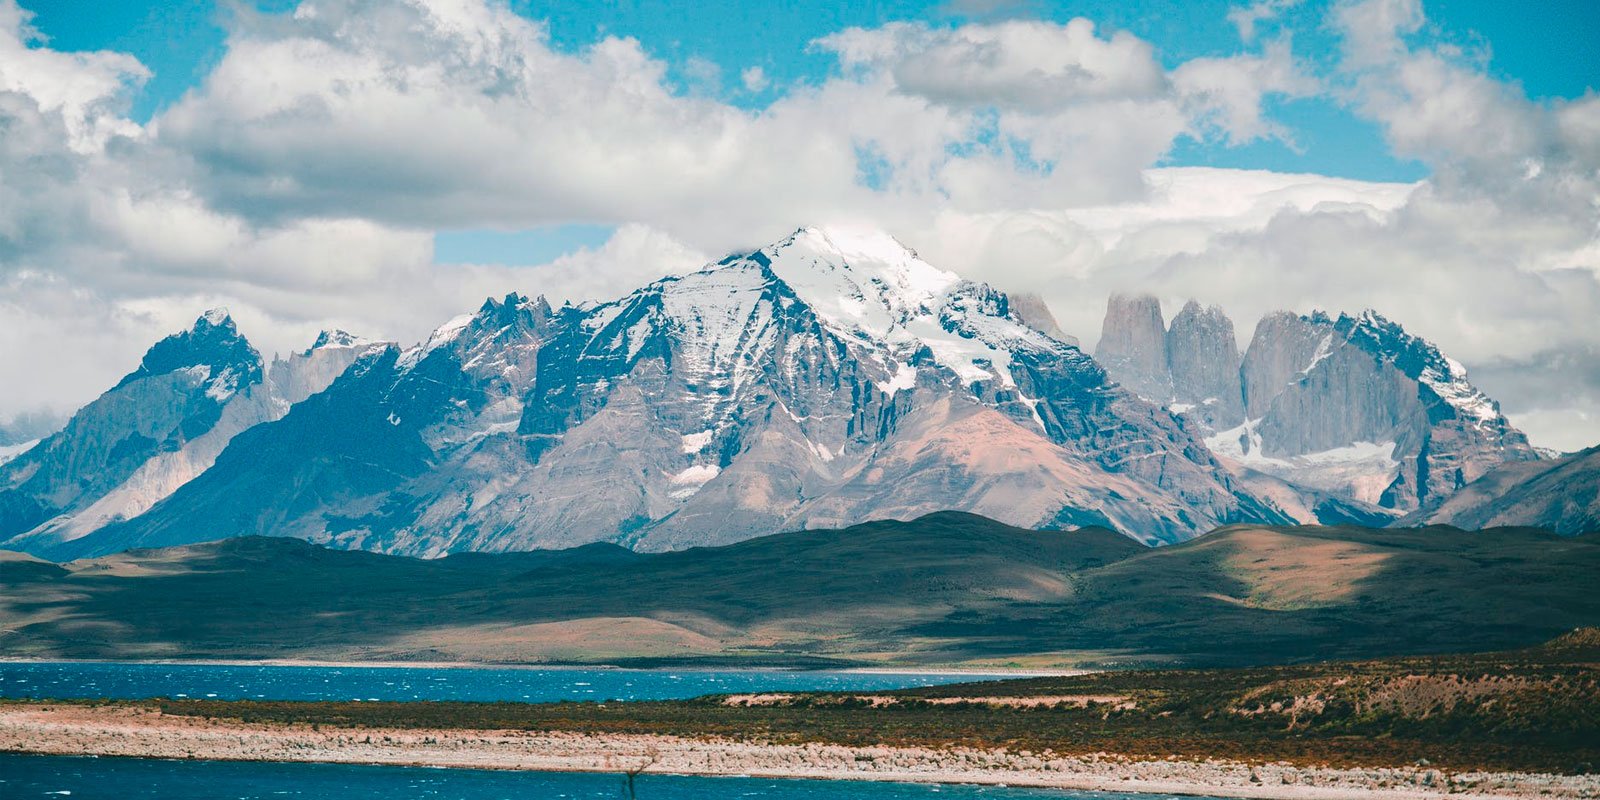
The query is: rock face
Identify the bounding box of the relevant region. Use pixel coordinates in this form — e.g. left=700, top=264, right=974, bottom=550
left=1092, top=296, right=1543, bottom=523
left=15, top=227, right=1287, bottom=561
left=1212, top=310, right=1541, bottom=517
left=1096, top=293, right=1171, bottom=401
left=0, top=311, right=261, bottom=541
left=1165, top=301, right=1244, bottom=430
left=0, top=312, right=383, bottom=554
left=1008, top=292, right=1079, bottom=347
left=1095, top=295, right=1245, bottom=431
left=1406, top=445, right=1599, bottom=535
left=3, top=227, right=1553, bottom=562
left=1240, top=312, right=1327, bottom=420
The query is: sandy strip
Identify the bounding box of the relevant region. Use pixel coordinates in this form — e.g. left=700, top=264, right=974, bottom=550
left=2, top=705, right=1595, bottom=800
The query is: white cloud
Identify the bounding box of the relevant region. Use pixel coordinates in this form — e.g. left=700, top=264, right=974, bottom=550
left=0, top=0, right=710, bottom=413
left=1227, top=0, right=1301, bottom=43
left=682, top=55, right=723, bottom=95
left=0, top=272, right=167, bottom=416
left=0, top=2, right=146, bottom=150
left=1331, top=0, right=1424, bottom=67
left=147, top=4, right=1309, bottom=237
left=1172, top=39, right=1313, bottom=145
left=434, top=223, right=709, bottom=308
left=1081, top=0, right=1600, bottom=451
left=901, top=167, right=1418, bottom=344
left=817, top=19, right=1168, bottom=110
left=740, top=65, right=768, bottom=92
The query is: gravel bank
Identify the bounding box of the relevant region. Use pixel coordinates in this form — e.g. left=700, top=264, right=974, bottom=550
left=3, top=704, right=1595, bottom=800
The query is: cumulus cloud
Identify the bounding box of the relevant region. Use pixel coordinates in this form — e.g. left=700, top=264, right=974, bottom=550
left=0, top=2, right=146, bottom=150
left=0, top=0, right=710, bottom=413
left=433, top=223, right=710, bottom=310
left=1227, top=0, right=1301, bottom=43
left=817, top=19, right=1168, bottom=109
left=147, top=3, right=1311, bottom=237
left=740, top=65, right=768, bottom=93
left=1332, top=0, right=1424, bottom=67
left=806, top=18, right=1311, bottom=208
left=1172, top=39, right=1313, bottom=145
left=1326, top=0, right=1600, bottom=449
left=904, top=167, right=1418, bottom=344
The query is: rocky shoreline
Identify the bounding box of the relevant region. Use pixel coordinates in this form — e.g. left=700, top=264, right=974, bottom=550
left=4, top=704, right=1596, bottom=799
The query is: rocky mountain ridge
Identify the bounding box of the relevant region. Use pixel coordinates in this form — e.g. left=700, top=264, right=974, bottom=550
left=1095, top=296, right=1541, bottom=524
left=1406, top=445, right=1599, bottom=534
left=0, top=312, right=386, bottom=554
left=0, top=227, right=1567, bottom=560
left=5, top=228, right=1288, bottom=560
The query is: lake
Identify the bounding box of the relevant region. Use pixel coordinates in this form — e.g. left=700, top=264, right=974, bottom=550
left=0, top=661, right=1007, bottom=703
left=1, top=754, right=1227, bottom=799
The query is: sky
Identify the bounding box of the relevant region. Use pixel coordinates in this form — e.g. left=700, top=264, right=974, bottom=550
left=0, top=0, right=1597, bottom=450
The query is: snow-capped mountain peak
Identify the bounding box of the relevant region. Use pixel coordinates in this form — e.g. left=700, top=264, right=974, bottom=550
left=310, top=329, right=373, bottom=350
left=565, top=225, right=1063, bottom=401
left=112, top=309, right=262, bottom=394
left=5, top=227, right=1315, bottom=559
left=1336, top=309, right=1501, bottom=425
left=765, top=225, right=960, bottom=339
left=200, top=307, right=233, bottom=328
left=397, top=293, right=556, bottom=373
left=749, top=225, right=1060, bottom=390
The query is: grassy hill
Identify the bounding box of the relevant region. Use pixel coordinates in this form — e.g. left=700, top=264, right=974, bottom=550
left=2, top=513, right=1594, bottom=667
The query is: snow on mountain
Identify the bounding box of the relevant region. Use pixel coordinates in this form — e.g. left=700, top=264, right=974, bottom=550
left=1232, top=308, right=1537, bottom=518
left=1206, top=419, right=1401, bottom=507
left=24, top=227, right=1289, bottom=561
left=311, top=329, right=374, bottom=350
left=0, top=440, right=39, bottom=466
left=0, top=311, right=386, bottom=553
left=0, top=309, right=260, bottom=540
left=31, top=294, right=558, bottom=560
left=18, top=225, right=1546, bottom=561
left=1338, top=309, right=1502, bottom=426
left=1404, top=444, right=1600, bottom=535
left=771, top=226, right=1073, bottom=390
left=1092, top=296, right=1540, bottom=524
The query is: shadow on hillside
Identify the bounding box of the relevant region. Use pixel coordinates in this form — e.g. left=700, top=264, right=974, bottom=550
left=5, top=520, right=1598, bottom=665
left=894, top=525, right=1600, bottom=666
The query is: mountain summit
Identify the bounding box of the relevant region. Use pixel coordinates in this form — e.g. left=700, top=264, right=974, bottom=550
left=0, top=227, right=1551, bottom=561
left=0, top=311, right=386, bottom=554
left=8, top=227, right=1286, bottom=560
left=1094, top=295, right=1539, bottom=524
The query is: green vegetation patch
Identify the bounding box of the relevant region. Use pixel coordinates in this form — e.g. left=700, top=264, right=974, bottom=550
left=47, top=630, right=1599, bottom=776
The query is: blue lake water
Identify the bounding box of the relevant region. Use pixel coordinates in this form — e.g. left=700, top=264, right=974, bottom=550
left=1, top=754, right=1226, bottom=800
left=0, top=661, right=1003, bottom=703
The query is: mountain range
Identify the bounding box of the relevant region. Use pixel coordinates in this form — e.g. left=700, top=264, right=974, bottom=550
left=1096, top=295, right=1542, bottom=526
left=0, top=225, right=1586, bottom=561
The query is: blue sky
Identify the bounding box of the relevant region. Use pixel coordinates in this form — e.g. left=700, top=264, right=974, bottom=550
left=19, top=0, right=1597, bottom=264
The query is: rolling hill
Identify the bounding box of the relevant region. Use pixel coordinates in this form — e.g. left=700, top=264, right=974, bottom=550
left=2, top=512, right=1593, bottom=667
